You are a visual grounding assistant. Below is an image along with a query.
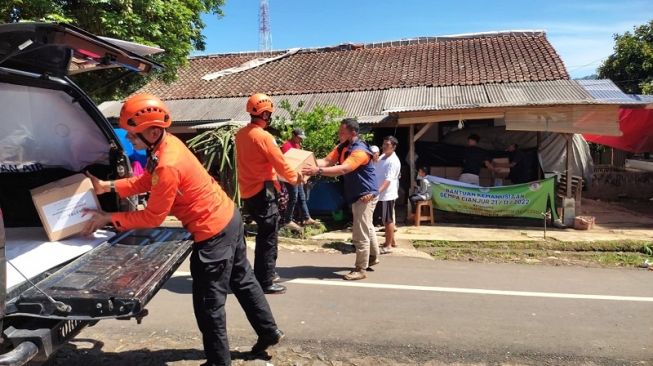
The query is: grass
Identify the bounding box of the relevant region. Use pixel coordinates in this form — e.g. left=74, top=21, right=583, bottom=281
left=244, top=220, right=329, bottom=240
left=414, top=239, right=653, bottom=268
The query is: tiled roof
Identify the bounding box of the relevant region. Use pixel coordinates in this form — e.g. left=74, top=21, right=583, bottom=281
left=139, top=31, right=569, bottom=100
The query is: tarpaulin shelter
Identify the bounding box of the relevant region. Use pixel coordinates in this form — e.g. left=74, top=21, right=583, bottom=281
left=577, top=80, right=653, bottom=153
left=584, top=108, right=653, bottom=153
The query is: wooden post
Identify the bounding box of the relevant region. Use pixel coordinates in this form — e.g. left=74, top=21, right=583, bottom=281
left=408, top=124, right=416, bottom=218
left=536, top=132, right=542, bottom=179
left=409, top=124, right=416, bottom=195
left=566, top=134, right=572, bottom=198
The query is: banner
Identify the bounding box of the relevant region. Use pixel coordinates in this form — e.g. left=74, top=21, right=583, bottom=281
left=430, top=177, right=558, bottom=220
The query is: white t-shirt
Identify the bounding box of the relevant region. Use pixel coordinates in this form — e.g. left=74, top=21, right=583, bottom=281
left=377, top=152, right=401, bottom=201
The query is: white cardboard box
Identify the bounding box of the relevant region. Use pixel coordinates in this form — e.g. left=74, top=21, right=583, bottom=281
left=30, top=173, right=101, bottom=241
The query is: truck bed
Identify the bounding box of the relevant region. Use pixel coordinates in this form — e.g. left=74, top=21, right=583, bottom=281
left=6, top=227, right=192, bottom=320
left=5, top=227, right=115, bottom=290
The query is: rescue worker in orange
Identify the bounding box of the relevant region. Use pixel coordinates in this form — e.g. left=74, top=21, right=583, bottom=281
left=82, top=94, right=284, bottom=366
left=235, top=93, right=302, bottom=295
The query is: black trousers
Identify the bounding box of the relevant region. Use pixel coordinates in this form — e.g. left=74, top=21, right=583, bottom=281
left=191, top=208, right=278, bottom=366
left=243, top=183, right=279, bottom=288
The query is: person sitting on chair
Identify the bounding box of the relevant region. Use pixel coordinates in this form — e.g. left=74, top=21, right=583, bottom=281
left=409, top=166, right=431, bottom=213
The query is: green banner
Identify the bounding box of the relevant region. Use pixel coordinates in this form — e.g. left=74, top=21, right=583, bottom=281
left=431, top=177, right=558, bottom=220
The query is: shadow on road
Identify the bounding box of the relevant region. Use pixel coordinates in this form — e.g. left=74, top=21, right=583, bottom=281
left=322, top=241, right=356, bottom=254
left=52, top=339, right=270, bottom=365
left=164, top=275, right=193, bottom=294
left=277, top=265, right=351, bottom=280
left=164, top=265, right=353, bottom=295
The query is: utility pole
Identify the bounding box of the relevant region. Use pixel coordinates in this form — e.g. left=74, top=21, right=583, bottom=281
left=259, top=0, right=272, bottom=51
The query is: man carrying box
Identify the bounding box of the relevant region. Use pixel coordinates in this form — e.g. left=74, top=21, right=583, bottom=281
left=302, top=118, right=379, bottom=281
left=82, top=93, right=284, bottom=366
left=280, top=128, right=317, bottom=229
left=235, top=93, right=303, bottom=295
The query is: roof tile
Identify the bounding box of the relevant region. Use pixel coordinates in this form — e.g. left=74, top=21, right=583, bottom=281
left=139, top=32, right=569, bottom=100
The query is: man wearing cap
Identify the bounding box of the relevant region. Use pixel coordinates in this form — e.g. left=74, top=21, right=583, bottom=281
left=280, top=128, right=317, bottom=229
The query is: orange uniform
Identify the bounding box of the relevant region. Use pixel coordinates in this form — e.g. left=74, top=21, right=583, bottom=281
left=111, top=134, right=235, bottom=242
left=235, top=121, right=298, bottom=199
left=326, top=145, right=370, bottom=170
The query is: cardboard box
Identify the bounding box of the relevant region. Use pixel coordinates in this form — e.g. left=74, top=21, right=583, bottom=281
left=445, top=167, right=462, bottom=180
left=279, top=148, right=317, bottom=183
left=491, top=158, right=511, bottom=178
left=574, top=215, right=595, bottom=230
left=30, top=173, right=101, bottom=241
left=430, top=167, right=446, bottom=177
left=479, top=177, right=493, bottom=187
left=479, top=168, right=492, bottom=179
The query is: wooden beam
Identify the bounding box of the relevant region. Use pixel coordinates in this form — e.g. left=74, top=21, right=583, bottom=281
left=413, top=123, right=434, bottom=142
left=409, top=125, right=416, bottom=208
left=566, top=134, right=572, bottom=198
left=505, top=105, right=621, bottom=135
left=398, top=110, right=506, bottom=125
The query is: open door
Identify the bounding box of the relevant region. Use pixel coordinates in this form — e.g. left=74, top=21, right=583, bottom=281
left=0, top=22, right=163, bottom=77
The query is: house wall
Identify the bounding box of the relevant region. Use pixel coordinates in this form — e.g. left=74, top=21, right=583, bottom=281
left=586, top=167, right=653, bottom=199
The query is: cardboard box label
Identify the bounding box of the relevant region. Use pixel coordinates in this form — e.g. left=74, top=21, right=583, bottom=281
left=41, top=190, right=98, bottom=232
left=31, top=173, right=101, bottom=241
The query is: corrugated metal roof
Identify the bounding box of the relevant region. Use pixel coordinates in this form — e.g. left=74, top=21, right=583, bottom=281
left=99, top=80, right=613, bottom=124
left=575, top=79, right=645, bottom=104
left=632, top=94, right=653, bottom=103
left=191, top=121, right=247, bottom=130
left=382, top=80, right=595, bottom=113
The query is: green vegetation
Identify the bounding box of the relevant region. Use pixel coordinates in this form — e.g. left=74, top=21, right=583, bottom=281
left=598, top=19, right=653, bottom=94
left=414, top=239, right=653, bottom=268
left=187, top=123, right=241, bottom=202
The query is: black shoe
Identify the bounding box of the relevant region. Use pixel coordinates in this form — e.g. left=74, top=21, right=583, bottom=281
left=251, top=329, right=285, bottom=355
left=272, top=272, right=281, bottom=282
left=263, top=283, right=286, bottom=294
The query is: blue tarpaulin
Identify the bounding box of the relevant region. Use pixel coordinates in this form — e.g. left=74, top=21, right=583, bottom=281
left=114, top=128, right=147, bottom=166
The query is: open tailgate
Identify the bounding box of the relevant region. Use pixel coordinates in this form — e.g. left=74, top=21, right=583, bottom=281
left=7, top=228, right=191, bottom=320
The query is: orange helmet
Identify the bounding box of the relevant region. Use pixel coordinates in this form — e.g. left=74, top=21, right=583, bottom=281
left=246, top=93, right=274, bottom=116
left=119, top=93, right=171, bottom=133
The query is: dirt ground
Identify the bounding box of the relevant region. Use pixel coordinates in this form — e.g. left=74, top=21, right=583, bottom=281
left=50, top=328, right=636, bottom=366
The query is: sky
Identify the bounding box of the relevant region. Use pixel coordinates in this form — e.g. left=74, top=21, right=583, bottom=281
left=194, top=0, right=653, bottom=79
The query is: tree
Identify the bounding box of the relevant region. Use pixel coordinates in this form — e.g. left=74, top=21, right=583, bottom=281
left=598, top=20, right=653, bottom=95
left=271, top=100, right=345, bottom=160
left=271, top=100, right=373, bottom=161
left=0, top=0, right=224, bottom=101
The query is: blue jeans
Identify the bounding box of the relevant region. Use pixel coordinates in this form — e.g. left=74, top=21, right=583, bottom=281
left=283, top=182, right=310, bottom=223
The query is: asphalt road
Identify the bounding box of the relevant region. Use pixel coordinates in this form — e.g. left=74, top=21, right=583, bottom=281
left=56, top=248, right=653, bottom=365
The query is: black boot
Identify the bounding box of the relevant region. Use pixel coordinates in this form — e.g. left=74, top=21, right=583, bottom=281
left=262, top=283, right=286, bottom=294
left=251, top=329, right=285, bottom=355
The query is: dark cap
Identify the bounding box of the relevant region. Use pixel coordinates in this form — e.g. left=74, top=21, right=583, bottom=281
left=292, top=128, right=306, bottom=139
